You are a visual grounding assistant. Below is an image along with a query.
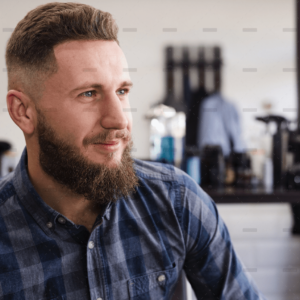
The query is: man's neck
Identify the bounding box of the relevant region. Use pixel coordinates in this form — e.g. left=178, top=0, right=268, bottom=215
left=27, top=151, right=102, bottom=230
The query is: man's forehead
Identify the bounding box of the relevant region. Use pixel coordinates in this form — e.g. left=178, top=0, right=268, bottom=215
left=54, top=40, right=127, bottom=67
left=43, top=40, right=131, bottom=94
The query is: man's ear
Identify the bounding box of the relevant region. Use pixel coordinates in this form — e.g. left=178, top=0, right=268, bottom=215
left=6, top=90, right=35, bottom=135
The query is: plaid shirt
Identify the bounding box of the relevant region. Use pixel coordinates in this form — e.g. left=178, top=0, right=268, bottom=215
left=0, top=147, right=265, bottom=300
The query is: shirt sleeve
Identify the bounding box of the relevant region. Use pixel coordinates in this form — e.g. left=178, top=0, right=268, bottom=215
left=222, top=100, right=245, bottom=153
left=177, top=170, right=266, bottom=300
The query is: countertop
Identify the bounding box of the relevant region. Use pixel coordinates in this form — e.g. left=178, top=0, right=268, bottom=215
left=203, top=186, right=300, bottom=204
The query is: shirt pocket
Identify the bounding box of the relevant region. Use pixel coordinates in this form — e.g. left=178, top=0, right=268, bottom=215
left=127, top=263, right=178, bottom=300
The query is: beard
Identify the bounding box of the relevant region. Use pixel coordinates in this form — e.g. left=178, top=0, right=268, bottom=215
left=35, top=109, right=139, bottom=210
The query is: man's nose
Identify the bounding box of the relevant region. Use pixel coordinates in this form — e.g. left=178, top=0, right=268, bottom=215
left=99, top=93, right=128, bottom=130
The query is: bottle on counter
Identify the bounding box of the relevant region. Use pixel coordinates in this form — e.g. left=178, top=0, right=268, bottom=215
left=263, top=157, right=273, bottom=189
left=147, top=104, right=186, bottom=167
left=184, top=146, right=201, bottom=185
left=225, top=155, right=235, bottom=186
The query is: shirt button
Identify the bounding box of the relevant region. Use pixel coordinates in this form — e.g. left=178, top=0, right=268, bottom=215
left=58, top=216, right=66, bottom=224
left=88, top=241, right=95, bottom=249
left=158, top=274, right=166, bottom=282
left=46, top=222, right=53, bottom=228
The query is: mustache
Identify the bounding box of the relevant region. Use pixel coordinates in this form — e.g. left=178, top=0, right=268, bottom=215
left=84, top=129, right=131, bottom=145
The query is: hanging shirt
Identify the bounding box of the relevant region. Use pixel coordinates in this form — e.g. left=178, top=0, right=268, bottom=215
left=197, top=93, right=245, bottom=157
left=0, top=147, right=265, bottom=300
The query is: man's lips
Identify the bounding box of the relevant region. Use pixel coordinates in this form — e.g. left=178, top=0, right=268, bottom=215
left=93, top=141, right=120, bottom=152
left=96, top=141, right=119, bottom=145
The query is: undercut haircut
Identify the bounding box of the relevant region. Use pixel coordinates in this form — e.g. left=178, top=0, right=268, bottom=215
left=5, top=2, right=119, bottom=103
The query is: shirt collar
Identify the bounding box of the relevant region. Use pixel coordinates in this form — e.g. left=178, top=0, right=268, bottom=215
left=13, top=147, right=61, bottom=235
left=13, top=146, right=112, bottom=236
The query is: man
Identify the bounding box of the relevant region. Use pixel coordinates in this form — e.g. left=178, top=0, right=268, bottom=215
left=1, top=2, right=265, bottom=300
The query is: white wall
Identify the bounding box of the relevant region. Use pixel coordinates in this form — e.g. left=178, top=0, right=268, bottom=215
left=0, top=0, right=295, bottom=159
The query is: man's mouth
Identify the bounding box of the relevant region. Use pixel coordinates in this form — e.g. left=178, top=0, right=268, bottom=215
left=93, top=141, right=120, bottom=152
left=96, top=140, right=119, bottom=145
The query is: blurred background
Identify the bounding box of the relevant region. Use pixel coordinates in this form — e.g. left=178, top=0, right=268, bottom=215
left=0, top=0, right=298, bottom=299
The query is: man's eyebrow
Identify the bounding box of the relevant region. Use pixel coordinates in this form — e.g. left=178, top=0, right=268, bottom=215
left=70, top=81, right=133, bottom=94
left=120, top=80, right=133, bottom=88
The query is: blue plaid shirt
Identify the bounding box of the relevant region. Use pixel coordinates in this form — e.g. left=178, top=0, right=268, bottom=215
left=0, top=147, right=265, bottom=300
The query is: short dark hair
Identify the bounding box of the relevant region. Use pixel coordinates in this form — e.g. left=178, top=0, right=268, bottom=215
left=5, top=2, right=119, bottom=102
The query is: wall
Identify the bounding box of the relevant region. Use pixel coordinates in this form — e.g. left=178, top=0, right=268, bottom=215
left=0, top=0, right=295, bottom=159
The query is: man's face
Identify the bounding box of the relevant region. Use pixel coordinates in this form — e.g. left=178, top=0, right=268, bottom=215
left=33, top=40, right=139, bottom=207
left=40, top=40, right=133, bottom=166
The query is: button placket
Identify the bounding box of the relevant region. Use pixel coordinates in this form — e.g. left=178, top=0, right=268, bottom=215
left=87, top=220, right=105, bottom=300
left=88, top=241, right=95, bottom=249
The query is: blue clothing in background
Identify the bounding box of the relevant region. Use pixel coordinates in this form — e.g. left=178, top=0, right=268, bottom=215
left=198, top=93, right=245, bottom=157
left=0, top=147, right=265, bottom=299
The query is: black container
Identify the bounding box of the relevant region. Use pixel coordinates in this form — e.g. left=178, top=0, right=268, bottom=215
left=231, top=152, right=252, bottom=188
left=200, top=145, right=225, bottom=189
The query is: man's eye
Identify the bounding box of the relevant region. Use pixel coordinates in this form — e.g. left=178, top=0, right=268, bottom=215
left=81, top=91, right=96, bottom=97
left=117, top=89, right=129, bottom=96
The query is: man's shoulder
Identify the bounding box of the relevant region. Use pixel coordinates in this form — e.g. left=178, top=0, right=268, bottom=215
left=133, top=158, right=189, bottom=184
left=132, top=158, right=204, bottom=197
left=134, top=159, right=216, bottom=210
left=133, top=158, right=174, bottom=179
